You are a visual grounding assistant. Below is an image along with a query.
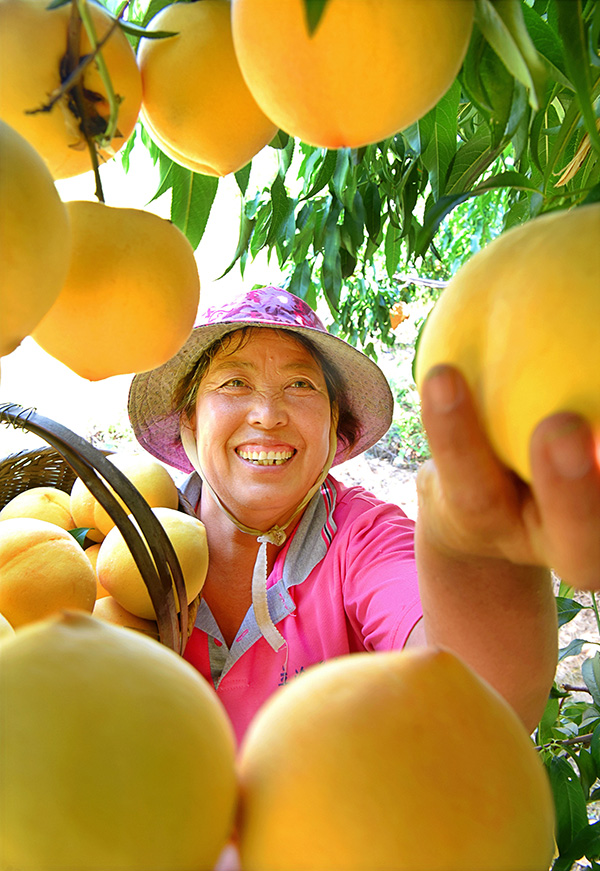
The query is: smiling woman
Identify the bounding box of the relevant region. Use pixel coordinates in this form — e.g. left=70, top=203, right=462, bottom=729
left=126, top=285, right=591, bottom=761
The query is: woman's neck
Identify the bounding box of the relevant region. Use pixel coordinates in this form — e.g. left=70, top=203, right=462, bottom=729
left=197, top=491, right=293, bottom=647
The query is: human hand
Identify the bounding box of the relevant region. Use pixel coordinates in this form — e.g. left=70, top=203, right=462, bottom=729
left=416, top=365, right=600, bottom=590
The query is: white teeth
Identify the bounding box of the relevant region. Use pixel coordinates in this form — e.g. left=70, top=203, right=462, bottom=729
left=238, top=449, right=294, bottom=465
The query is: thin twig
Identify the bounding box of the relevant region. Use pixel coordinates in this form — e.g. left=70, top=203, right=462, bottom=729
left=76, top=0, right=122, bottom=147
left=27, top=0, right=130, bottom=201
left=536, top=732, right=594, bottom=751
left=64, top=0, right=104, bottom=201
left=25, top=20, right=120, bottom=117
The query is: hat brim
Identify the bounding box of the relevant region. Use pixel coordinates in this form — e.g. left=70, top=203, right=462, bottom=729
left=128, top=320, right=394, bottom=473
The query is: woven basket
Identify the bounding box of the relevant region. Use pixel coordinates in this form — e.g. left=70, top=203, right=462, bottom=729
left=0, top=445, right=104, bottom=510
left=0, top=403, right=198, bottom=654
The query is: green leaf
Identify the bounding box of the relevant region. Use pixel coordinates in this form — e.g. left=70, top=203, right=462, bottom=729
left=340, top=190, right=365, bottom=256
left=582, top=653, right=600, bottom=709
left=546, top=756, right=588, bottom=857
left=167, top=165, right=219, bottom=251
left=384, top=221, right=402, bottom=280
left=416, top=170, right=538, bottom=256
left=234, top=163, right=252, bottom=196
left=69, top=527, right=91, bottom=548
left=266, top=174, right=293, bottom=248
left=419, top=79, right=461, bottom=199
left=445, top=127, right=494, bottom=195
left=249, top=205, right=272, bottom=259
left=555, top=0, right=600, bottom=156
left=570, top=747, right=597, bottom=800
left=302, top=0, right=329, bottom=36
left=462, top=27, right=495, bottom=115
left=559, top=638, right=588, bottom=661
left=552, top=821, right=600, bottom=871
left=287, top=260, right=313, bottom=301
left=132, top=0, right=172, bottom=25
left=120, top=126, right=138, bottom=173
left=119, top=20, right=177, bottom=39
left=475, top=0, right=547, bottom=110
left=277, top=136, right=296, bottom=177
left=274, top=207, right=297, bottom=268
left=591, top=2, right=600, bottom=69
left=362, top=181, right=382, bottom=243
left=536, top=694, right=560, bottom=745
left=313, top=196, right=338, bottom=252
left=538, top=96, right=582, bottom=190
left=583, top=180, right=600, bottom=205
left=331, top=149, right=350, bottom=199
left=590, top=722, right=600, bottom=773
left=556, top=596, right=586, bottom=628
left=461, top=24, right=517, bottom=149
left=219, top=211, right=255, bottom=279
left=292, top=204, right=317, bottom=264
left=521, top=2, right=568, bottom=79
left=558, top=580, right=575, bottom=599
left=339, top=246, right=357, bottom=280
left=321, top=211, right=342, bottom=310
left=301, top=149, right=337, bottom=199
left=269, top=130, right=291, bottom=149
left=321, top=255, right=342, bottom=312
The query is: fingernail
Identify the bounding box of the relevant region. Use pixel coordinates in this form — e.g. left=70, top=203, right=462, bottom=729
left=425, top=366, right=462, bottom=413
left=544, top=415, right=593, bottom=479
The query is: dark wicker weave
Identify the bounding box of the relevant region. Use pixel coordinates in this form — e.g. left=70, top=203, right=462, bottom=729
left=0, top=446, right=83, bottom=509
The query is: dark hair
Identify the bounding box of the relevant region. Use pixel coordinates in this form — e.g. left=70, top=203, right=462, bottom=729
left=172, top=326, right=361, bottom=455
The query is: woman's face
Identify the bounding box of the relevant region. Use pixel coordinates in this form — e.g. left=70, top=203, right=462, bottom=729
left=190, top=328, right=332, bottom=530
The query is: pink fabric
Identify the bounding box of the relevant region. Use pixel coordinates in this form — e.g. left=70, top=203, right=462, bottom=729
left=183, top=478, right=422, bottom=745
left=199, top=286, right=327, bottom=332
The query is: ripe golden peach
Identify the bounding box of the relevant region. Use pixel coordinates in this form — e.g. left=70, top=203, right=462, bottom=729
left=0, top=518, right=96, bottom=627
left=138, top=0, right=277, bottom=176
left=231, top=0, right=474, bottom=148
left=92, top=453, right=179, bottom=538
left=415, top=204, right=600, bottom=482
left=71, top=476, right=106, bottom=543
left=0, top=119, right=71, bottom=357
left=32, top=200, right=200, bottom=380
left=0, top=612, right=237, bottom=870
left=239, top=649, right=555, bottom=871
left=96, top=507, right=208, bottom=621
left=93, top=594, right=159, bottom=640
left=0, top=486, right=75, bottom=530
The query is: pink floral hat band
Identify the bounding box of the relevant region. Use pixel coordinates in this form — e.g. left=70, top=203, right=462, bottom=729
left=128, top=287, right=394, bottom=474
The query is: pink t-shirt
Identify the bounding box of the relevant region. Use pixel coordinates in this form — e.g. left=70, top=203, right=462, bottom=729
left=183, top=475, right=422, bottom=744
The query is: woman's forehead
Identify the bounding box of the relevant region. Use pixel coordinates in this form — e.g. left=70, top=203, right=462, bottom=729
left=210, top=327, right=322, bottom=367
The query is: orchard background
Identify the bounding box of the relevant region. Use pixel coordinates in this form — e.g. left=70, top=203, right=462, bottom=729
left=0, top=1, right=599, bottom=868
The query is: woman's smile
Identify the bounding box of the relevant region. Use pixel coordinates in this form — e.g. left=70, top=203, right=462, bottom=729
left=236, top=447, right=296, bottom=466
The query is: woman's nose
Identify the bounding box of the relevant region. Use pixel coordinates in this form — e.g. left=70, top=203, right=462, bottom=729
left=247, top=391, right=288, bottom=428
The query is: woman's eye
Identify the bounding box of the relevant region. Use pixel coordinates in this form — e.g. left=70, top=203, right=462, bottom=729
left=289, top=379, right=314, bottom=390
left=221, top=378, right=247, bottom=389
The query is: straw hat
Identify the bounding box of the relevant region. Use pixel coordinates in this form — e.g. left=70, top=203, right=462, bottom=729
left=128, top=286, right=393, bottom=473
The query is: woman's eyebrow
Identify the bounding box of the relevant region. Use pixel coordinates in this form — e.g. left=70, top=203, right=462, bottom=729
left=209, top=358, right=254, bottom=373
left=210, top=357, right=323, bottom=375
